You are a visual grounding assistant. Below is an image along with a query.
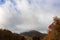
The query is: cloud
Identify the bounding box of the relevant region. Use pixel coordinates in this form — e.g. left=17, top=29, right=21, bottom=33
left=0, top=0, right=60, bottom=33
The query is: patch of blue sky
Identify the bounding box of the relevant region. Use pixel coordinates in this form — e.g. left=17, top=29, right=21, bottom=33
left=8, top=3, right=21, bottom=22
left=29, top=0, right=48, bottom=5
left=37, top=0, right=46, bottom=4
left=10, top=0, right=16, bottom=5
left=0, top=0, right=6, bottom=5
left=10, top=0, right=21, bottom=13
left=9, top=7, right=20, bottom=17
left=8, top=1, right=21, bottom=15
left=27, top=0, right=48, bottom=11
left=52, top=2, right=60, bottom=8
left=27, top=0, right=49, bottom=8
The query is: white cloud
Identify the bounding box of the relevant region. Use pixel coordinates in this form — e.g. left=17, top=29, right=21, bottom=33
left=0, top=0, right=60, bottom=33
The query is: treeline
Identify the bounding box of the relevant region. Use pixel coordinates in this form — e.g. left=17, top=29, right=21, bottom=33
left=0, top=29, right=26, bottom=40
left=0, top=29, right=45, bottom=40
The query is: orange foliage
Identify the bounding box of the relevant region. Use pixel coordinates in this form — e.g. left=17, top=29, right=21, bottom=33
left=43, top=16, right=60, bottom=40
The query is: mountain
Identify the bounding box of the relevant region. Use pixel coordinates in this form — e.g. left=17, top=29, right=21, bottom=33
left=20, top=30, right=47, bottom=38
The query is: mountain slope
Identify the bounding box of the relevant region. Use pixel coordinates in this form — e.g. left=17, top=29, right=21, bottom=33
left=20, top=30, right=47, bottom=38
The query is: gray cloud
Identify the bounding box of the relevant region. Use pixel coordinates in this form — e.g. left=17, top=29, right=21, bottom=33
left=0, top=0, right=60, bottom=33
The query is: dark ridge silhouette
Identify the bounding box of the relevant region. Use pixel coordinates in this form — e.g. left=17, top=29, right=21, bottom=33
left=0, top=29, right=26, bottom=40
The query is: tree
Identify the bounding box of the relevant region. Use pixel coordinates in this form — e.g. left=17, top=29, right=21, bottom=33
left=32, top=35, right=40, bottom=40
left=43, top=16, right=60, bottom=40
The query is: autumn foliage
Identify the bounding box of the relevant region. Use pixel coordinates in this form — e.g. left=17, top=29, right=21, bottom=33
left=43, top=16, right=60, bottom=40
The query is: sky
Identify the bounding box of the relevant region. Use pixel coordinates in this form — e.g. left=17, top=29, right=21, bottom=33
left=0, top=0, right=60, bottom=33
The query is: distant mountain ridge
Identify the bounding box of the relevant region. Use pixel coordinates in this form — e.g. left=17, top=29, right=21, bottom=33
left=20, top=30, right=47, bottom=38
